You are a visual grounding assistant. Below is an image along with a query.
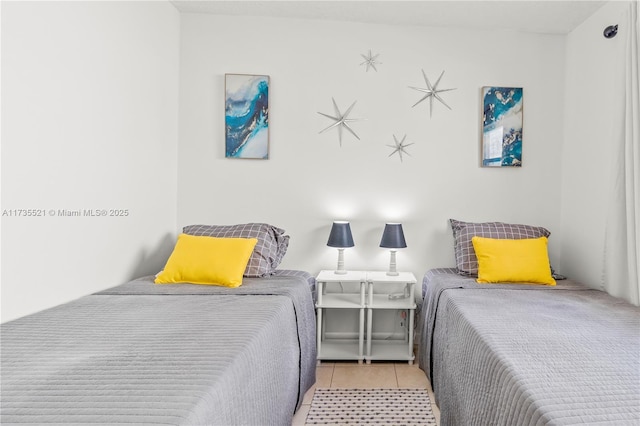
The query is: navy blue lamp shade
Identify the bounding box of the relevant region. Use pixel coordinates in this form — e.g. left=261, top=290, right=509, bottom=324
left=380, top=223, right=407, bottom=249
left=327, top=221, right=354, bottom=274
left=327, top=221, right=355, bottom=248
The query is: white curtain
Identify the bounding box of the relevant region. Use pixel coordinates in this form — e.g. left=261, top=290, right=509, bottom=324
left=604, top=0, right=640, bottom=305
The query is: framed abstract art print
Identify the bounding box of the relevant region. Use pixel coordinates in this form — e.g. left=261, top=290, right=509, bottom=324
left=481, top=87, right=523, bottom=167
left=225, top=74, right=269, bottom=159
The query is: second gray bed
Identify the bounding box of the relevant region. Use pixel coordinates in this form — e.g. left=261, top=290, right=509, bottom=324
left=1, top=271, right=316, bottom=425
left=418, top=269, right=640, bottom=426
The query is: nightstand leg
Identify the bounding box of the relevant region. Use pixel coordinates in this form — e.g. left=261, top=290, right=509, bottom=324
left=366, top=307, right=372, bottom=362
left=317, top=307, right=322, bottom=361
left=408, top=308, right=414, bottom=364
left=359, top=307, right=364, bottom=362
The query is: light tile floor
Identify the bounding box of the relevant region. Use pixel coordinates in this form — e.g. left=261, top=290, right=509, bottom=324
left=291, top=361, right=440, bottom=425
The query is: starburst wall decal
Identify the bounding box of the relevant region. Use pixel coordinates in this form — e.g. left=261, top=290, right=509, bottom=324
left=317, top=98, right=365, bottom=146
left=409, top=70, right=456, bottom=117
left=387, top=134, right=414, bottom=162
left=360, top=49, right=381, bottom=72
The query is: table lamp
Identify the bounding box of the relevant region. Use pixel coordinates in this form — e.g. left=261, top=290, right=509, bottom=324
left=327, top=221, right=354, bottom=274
left=380, top=223, right=407, bottom=276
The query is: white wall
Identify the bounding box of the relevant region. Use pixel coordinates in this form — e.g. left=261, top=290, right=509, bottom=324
left=178, top=14, right=567, bottom=282
left=3, top=2, right=615, bottom=322
left=1, top=1, right=180, bottom=322
left=560, top=0, right=630, bottom=289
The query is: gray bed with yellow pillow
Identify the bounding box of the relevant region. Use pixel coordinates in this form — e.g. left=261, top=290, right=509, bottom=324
left=1, top=223, right=316, bottom=425
left=418, top=219, right=640, bottom=425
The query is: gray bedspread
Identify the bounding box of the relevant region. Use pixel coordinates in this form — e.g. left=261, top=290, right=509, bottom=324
left=418, top=270, right=640, bottom=426
left=1, top=273, right=316, bottom=425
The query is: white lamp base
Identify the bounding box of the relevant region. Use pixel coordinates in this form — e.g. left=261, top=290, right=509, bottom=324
left=334, top=248, right=347, bottom=274
left=386, top=250, right=399, bottom=276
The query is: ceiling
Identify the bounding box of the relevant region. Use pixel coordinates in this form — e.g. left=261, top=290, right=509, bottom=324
left=170, top=0, right=608, bottom=35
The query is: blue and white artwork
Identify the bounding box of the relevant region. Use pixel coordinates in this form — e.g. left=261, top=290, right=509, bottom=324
left=225, top=74, right=269, bottom=159
left=481, top=87, right=523, bottom=167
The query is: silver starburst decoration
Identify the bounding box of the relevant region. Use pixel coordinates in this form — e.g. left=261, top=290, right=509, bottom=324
left=387, top=134, right=414, bottom=162
left=409, top=69, right=456, bottom=117
left=317, top=98, right=365, bottom=146
left=360, top=49, right=381, bottom=72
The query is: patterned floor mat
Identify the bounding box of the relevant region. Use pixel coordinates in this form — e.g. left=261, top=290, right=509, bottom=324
left=305, top=388, right=437, bottom=425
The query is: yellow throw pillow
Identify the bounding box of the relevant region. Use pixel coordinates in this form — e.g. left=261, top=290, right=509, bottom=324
left=471, top=236, right=556, bottom=286
left=155, top=234, right=258, bottom=287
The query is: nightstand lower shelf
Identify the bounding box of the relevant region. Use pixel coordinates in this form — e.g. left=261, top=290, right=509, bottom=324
left=317, top=339, right=363, bottom=363
left=365, top=340, right=415, bottom=364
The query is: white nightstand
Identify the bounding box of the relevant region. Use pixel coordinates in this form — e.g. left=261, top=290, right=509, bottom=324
left=365, top=271, right=417, bottom=364
left=315, top=270, right=367, bottom=364
left=315, top=270, right=417, bottom=364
